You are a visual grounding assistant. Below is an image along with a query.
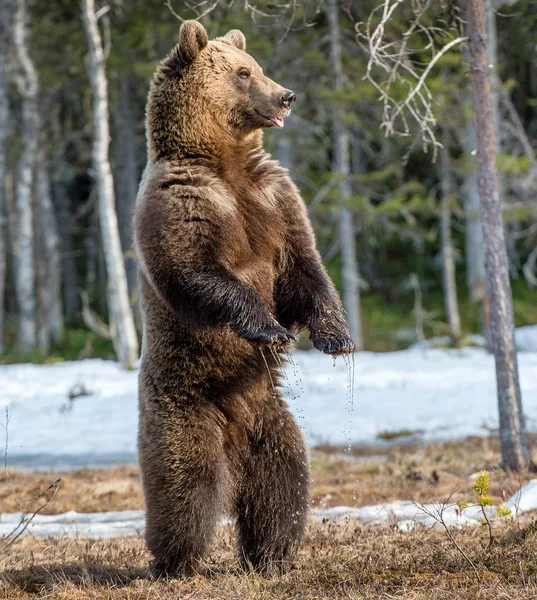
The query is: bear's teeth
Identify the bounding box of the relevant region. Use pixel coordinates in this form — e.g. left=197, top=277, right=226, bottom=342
left=272, top=117, right=284, bottom=128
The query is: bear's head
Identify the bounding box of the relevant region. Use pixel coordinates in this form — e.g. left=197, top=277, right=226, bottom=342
left=147, top=21, right=296, bottom=160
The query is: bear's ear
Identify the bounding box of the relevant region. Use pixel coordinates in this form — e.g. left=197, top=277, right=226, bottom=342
left=178, top=20, right=209, bottom=64
left=219, top=29, right=246, bottom=51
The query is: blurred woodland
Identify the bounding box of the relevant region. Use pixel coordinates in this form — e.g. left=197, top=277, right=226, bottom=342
left=1, top=0, right=537, bottom=364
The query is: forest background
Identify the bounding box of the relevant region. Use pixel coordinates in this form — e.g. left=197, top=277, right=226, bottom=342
left=1, top=0, right=536, bottom=364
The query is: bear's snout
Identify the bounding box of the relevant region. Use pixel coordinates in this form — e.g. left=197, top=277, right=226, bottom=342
left=280, top=90, right=296, bottom=109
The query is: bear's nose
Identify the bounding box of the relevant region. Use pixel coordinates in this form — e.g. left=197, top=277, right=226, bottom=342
left=281, top=90, right=296, bottom=109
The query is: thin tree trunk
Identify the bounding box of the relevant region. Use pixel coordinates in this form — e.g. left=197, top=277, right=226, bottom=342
left=34, top=200, right=49, bottom=355
left=82, top=0, right=139, bottom=369
left=439, top=131, right=462, bottom=347
left=327, top=0, right=363, bottom=350
left=0, top=0, right=12, bottom=353
left=486, top=0, right=501, bottom=154
left=36, top=150, right=63, bottom=344
left=13, top=0, right=38, bottom=354
left=463, top=119, right=487, bottom=304
left=465, top=0, right=531, bottom=471
left=53, top=180, right=79, bottom=318
left=463, top=118, right=491, bottom=346
left=4, top=173, right=17, bottom=315
left=0, top=198, right=5, bottom=354
left=462, top=37, right=489, bottom=337
left=115, top=78, right=139, bottom=300
left=486, top=0, right=519, bottom=279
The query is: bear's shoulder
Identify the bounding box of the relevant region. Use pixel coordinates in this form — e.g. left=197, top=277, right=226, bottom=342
left=139, top=160, right=231, bottom=200
left=136, top=160, right=237, bottom=226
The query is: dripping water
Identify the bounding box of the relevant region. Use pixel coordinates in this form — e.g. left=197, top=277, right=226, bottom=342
left=284, top=350, right=306, bottom=433
left=285, top=350, right=304, bottom=397
left=259, top=348, right=276, bottom=393
left=342, top=351, right=358, bottom=504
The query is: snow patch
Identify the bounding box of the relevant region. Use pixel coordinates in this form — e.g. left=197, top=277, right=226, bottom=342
left=516, top=325, right=537, bottom=352
left=2, top=345, right=537, bottom=469
left=3, top=480, right=537, bottom=540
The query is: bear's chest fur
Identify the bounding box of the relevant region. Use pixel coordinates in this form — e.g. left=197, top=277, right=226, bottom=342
left=218, top=168, right=286, bottom=307
left=144, top=155, right=288, bottom=310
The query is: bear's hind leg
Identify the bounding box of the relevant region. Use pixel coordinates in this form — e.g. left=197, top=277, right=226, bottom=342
left=236, top=401, right=309, bottom=574
left=139, top=401, right=230, bottom=579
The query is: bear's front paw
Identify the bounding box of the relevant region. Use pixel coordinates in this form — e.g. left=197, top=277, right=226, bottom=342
left=310, top=331, right=355, bottom=355
left=240, top=323, right=297, bottom=348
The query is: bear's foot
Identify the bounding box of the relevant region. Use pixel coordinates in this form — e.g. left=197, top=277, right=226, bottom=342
left=310, top=329, right=355, bottom=355
left=150, top=557, right=206, bottom=580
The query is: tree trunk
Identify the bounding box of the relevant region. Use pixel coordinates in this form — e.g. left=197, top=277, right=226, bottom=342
left=486, top=0, right=519, bottom=279
left=13, top=0, right=38, bottom=354
left=327, top=0, right=363, bottom=350
left=53, top=180, right=79, bottom=318
left=463, top=119, right=487, bottom=304
left=4, top=173, right=17, bottom=317
left=36, top=150, right=63, bottom=344
left=82, top=0, right=139, bottom=369
left=0, top=0, right=12, bottom=354
left=114, top=78, right=139, bottom=301
left=486, top=0, right=501, bottom=153
left=439, top=131, right=462, bottom=347
left=34, top=203, right=49, bottom=355
left=465, top=0, right=531, bottom=471
left=35, top=159, right=51, bottom=355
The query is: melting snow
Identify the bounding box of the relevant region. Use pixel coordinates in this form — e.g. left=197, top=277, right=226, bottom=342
left=2, top=479, right=537, bottom=539
left=2, top=345, right=537, bottom=469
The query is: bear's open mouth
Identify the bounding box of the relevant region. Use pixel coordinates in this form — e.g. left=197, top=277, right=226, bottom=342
left=267, top=116, right=284, bottom=128
left=257, top=111, right=285, bottom=128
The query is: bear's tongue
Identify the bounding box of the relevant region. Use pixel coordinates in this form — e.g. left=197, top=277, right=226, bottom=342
left=269, top=116, right=284, bottom=128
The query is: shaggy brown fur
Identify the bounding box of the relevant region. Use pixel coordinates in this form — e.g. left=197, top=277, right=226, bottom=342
left=134, top=20, right=354, bottom=579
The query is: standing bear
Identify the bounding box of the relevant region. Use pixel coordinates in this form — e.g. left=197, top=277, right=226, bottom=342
left=134, top=20, right=354, bottom=578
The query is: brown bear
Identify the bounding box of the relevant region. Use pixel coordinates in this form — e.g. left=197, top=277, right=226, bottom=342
left=134, top=20, right=354, bottom=579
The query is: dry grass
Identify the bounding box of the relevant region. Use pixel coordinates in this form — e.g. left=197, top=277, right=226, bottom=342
left=1, top=436, right=533, bottom=514
left=309, top=435, right=535, bottom=509
left=3, top=436, right=537, bottom=599
left=3, top=519, right=537, bottom=598
left=0, top=466, right=142, bottom=514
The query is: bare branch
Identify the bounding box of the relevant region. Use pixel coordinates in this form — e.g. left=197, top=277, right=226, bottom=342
left=2, top=408, right=62, bottom=552
left=1, top=478, right=61, bottom=552
left=80, top=289, right=111, bottom=339
left=102, top=14, right=111, bottom=60
left=165, top=0, right=185, bottom=22
left=523, top=247, right=537, bottom=288
left=500, top=87, right=537, bottom=190
left=355, top=0, right=466, bottom=160
left=94, top=4, right=109, bottom=20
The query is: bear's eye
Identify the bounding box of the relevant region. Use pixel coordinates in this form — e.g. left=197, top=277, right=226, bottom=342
left=238, top=69, right=250, bottom=79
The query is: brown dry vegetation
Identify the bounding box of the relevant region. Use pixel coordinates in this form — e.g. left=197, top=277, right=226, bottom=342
left=1, top=436, right=534, bottom=514
left=3, top=518, right=537, bottom=599
left=3, top=437, right=537, bottom=599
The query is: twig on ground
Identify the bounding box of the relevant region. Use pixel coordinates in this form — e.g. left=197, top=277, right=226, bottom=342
left=1, top=478, right=61, bottom=552
left=412, top=493, right=480, bottom=580
left=1, top=408, right=62, bottom=553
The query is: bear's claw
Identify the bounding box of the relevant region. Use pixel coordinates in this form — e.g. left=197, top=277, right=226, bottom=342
left=311, top=333, right=355, bottom=355
left=240, top=323, right=297, bottom=348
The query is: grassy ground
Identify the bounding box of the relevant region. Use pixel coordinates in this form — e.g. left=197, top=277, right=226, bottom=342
left=1, top=436, right=534, bottom=515
left=3, top=437, right=537, bottom=598
left=4, top=519, right=537, bottom=599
